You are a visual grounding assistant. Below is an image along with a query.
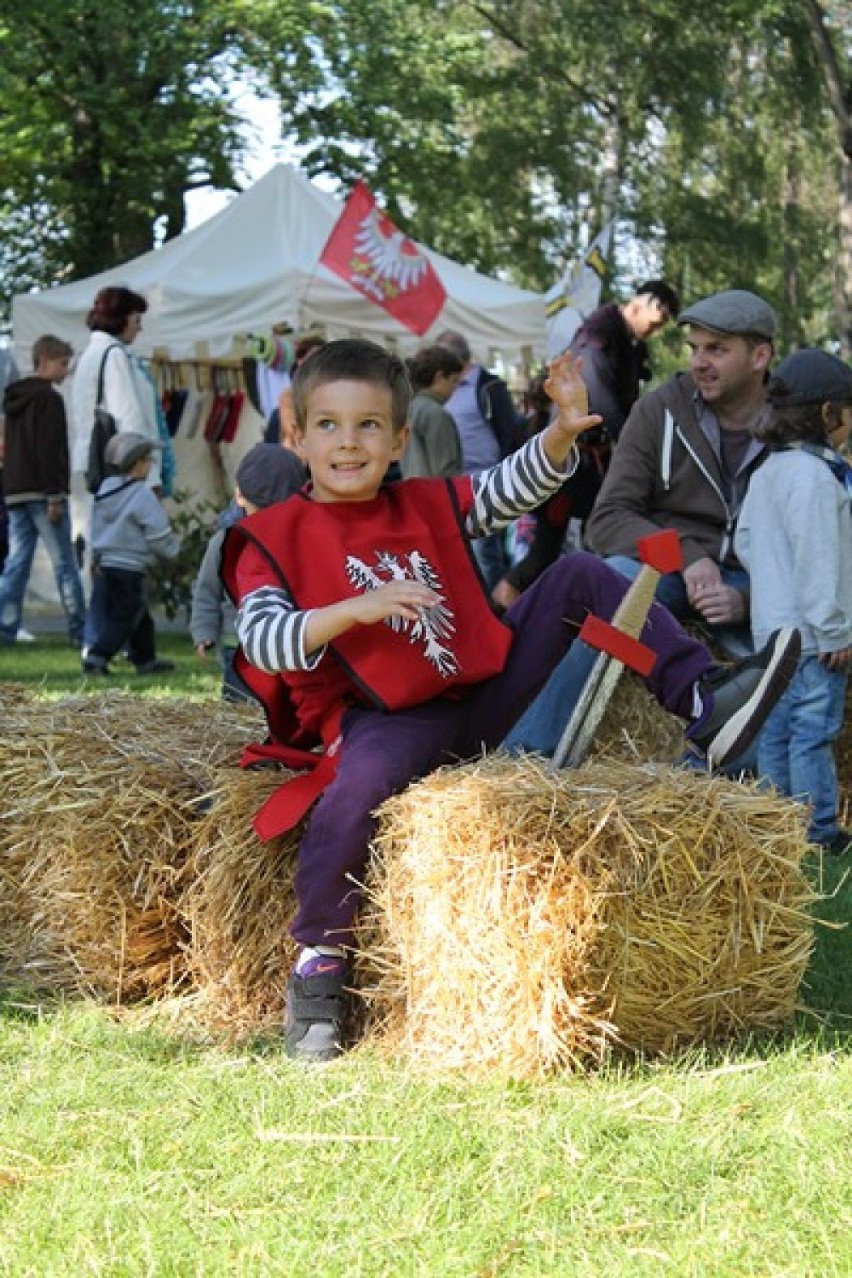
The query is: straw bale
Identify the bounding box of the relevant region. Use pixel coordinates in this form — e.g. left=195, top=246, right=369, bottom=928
left=0, top=691, right=264, bottom=999
left=361, top=753, right=815, bottom=1078
left=592, top=671, right=684, bottom=765
left=182, top=767, right=303, bottom=1034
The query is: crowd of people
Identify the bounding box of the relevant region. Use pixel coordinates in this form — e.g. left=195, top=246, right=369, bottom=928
left=1, top=280, right=850, bottom=1064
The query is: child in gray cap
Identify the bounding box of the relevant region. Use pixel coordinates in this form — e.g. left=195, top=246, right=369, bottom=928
left=190, top=442, right=306, bottom=701
left=736, top=348, right=852, bottom=856
left=83, top=431, right=180, bottom=676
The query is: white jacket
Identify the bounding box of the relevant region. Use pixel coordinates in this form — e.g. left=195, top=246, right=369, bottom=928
left=735, top=446, right=852, bottom=655
left=72, top=331, right=162, bottom=488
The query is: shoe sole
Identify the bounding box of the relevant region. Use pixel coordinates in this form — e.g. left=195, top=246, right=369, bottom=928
left=706, top=628, right=801, bottom=769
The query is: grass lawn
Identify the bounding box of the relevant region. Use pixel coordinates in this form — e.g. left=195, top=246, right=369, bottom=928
left=1, top=631, right=850, bottom=1275
left=0, top=626, right=221, bottom=699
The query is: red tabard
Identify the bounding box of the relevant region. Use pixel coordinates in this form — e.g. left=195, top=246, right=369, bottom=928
left=221, top=477, right=513, bottom=838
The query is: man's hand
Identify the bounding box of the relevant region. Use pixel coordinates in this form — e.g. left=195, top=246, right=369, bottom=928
left=47, top=497, right=64, bottom=525
left=683, top=557, right=746, bottom=624
left=820, top=646, right=852, bottom=672
left=540, top=352, right=603, bottom=468
left=491, top=579, right=520, bottom=612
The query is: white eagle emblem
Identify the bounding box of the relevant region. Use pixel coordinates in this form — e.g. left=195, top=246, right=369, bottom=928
left=351, top=209, right=431, bottom=303
left=345, top=550, right=458, bottom=677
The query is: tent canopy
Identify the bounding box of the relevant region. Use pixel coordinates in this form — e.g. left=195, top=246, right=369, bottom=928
left=12, top=164, right=546, bottom=366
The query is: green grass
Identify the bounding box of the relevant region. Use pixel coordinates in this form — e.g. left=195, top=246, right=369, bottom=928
left=0, top=627, right=221, bottom=699
left=0, top=641, right=850, bottom=1274
left=0, top=1003, right=850, bottom=1276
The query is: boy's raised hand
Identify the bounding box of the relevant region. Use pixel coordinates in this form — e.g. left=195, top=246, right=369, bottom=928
left=540, top=352, right=602, bottom=468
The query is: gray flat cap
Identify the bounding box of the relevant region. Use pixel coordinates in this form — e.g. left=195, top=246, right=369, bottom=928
left=677, top=289, right=777, bottom=339
left=105, top=431, right=163, bottom=473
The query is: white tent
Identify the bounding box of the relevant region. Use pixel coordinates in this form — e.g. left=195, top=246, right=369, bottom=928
left=12, top=163, right=547, bottom=367
left=12, top=166, right=549, bottom=617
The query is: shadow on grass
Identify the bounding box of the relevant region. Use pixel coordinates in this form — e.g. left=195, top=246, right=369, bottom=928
left=798, top=851, right=852, bottom=1031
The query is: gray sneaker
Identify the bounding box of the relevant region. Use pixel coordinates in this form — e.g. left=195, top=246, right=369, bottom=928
left=687, top=627, right=801, bottom=769
left=284, top=963, right=349, bottom=1062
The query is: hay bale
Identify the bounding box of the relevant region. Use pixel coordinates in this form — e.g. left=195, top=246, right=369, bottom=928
left=592, top=670, right=684, bottom=765
left=0, top=691, right=264, bottom=1000
left=360, top=754, right=815, bottom=1077
left=182, top=767, right=303, bottom=1034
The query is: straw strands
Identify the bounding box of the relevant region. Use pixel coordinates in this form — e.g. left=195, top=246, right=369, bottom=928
left=361, top=753, right=815, bottom=1077
left=0, top=685, right=817, bottom=1072
left=0, top=688, right=266, bottom=1001
left=182, top=768, right=303, bottom=1034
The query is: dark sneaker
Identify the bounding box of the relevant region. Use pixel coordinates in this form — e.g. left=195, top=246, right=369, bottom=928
left=817, top=830, right=852, bottom=857
left=284, top=957, right=349, bottom=1063
left=135, top=659, right=176, bottom=676
left=82, top=658, right=110, bottom=677
left=687, top=627, right=801, bottom=769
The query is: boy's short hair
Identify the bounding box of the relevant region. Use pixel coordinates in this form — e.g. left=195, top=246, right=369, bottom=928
left=407, top=344, right=464, bottom=391
left=291, top=338, right=412, bottom=432
left=635, top=280, right=680, bottom=317
left=32, top=334, right=73, bottom=366
left=435, top=330, right=471, bottom=364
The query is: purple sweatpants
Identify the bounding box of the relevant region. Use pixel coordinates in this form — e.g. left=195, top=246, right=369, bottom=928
left=292, top=551, right=711, bottom=948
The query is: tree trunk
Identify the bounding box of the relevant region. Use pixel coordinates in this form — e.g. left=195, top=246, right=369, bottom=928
left=838, top=153, right=852, bottom=357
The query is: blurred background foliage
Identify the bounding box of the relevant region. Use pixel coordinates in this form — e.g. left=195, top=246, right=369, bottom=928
left=0, top=0, right=850, bottom=353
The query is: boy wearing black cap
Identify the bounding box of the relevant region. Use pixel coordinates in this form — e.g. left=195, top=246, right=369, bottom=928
left=191, top=442, right=306, bottom=700
left=736, top=349, right=852, bottom=856
left=83, top=432, right=181, bottom=676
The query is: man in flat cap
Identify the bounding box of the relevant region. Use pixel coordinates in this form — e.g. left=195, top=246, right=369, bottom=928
left=506, top=288, right=777, bottom=760
left=585, top=288, right=777, bottom=654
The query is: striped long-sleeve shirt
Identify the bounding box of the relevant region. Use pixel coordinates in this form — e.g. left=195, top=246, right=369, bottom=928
left=236, top=434, right=576, bottom=674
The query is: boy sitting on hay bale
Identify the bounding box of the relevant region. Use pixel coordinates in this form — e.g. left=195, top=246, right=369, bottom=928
left=221, top=338, right=801, bottom=1063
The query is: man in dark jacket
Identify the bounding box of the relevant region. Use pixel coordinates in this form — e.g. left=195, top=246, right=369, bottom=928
left=0, top=335, right=86, bottom=647
left=493, top=280, right=679, bottom=609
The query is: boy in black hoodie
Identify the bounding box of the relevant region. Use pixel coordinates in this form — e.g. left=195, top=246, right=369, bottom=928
left=0, top=335, right=86, bottom=647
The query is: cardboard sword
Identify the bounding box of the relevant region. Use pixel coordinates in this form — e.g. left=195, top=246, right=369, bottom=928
left=550, top=530, right=683, bottom=770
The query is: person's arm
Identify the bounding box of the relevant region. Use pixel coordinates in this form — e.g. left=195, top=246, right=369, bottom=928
left=43, top=394, right=73, bottom=512
left=190, top=530, right=227, bottom=650
left=585, top=396, right=669, bottom=556
left=136, top=489, right=181, bottom=559
left=570, top=339, right=624, bottom=438
left=499, top=495, right=570, bottom=599
left=427, top=405, right=463, bottom=478
left=467, top=354, right=599, bottom=537
left=104, top=349, right=163, bottom=490
left=791, top=467, right=852, bottom=660
left=234, top=540, right=440, bottom=675
left=481, top=374, right=524, bottom=457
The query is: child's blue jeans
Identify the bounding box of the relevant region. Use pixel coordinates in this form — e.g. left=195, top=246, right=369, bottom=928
left=757, top=653, right=847, bottom=846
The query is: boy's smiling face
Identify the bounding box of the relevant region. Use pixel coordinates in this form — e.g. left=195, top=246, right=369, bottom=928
left=297, top=379, right=409, bottom=503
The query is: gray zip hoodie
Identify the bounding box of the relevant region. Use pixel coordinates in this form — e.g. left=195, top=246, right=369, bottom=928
left=92, top=476, right=180, bottom=572
left=586, top=372, right=766, bottom=573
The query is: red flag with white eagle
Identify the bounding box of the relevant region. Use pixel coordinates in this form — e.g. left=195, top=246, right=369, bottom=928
left=319, top=180, right=446, bottom=335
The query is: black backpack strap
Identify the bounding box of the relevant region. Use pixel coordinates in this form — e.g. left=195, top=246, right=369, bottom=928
left=95, top=344, right=122, bottom=407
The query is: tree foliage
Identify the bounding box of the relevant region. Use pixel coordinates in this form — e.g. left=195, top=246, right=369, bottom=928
left=0, top=0, right=850, bottom=348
